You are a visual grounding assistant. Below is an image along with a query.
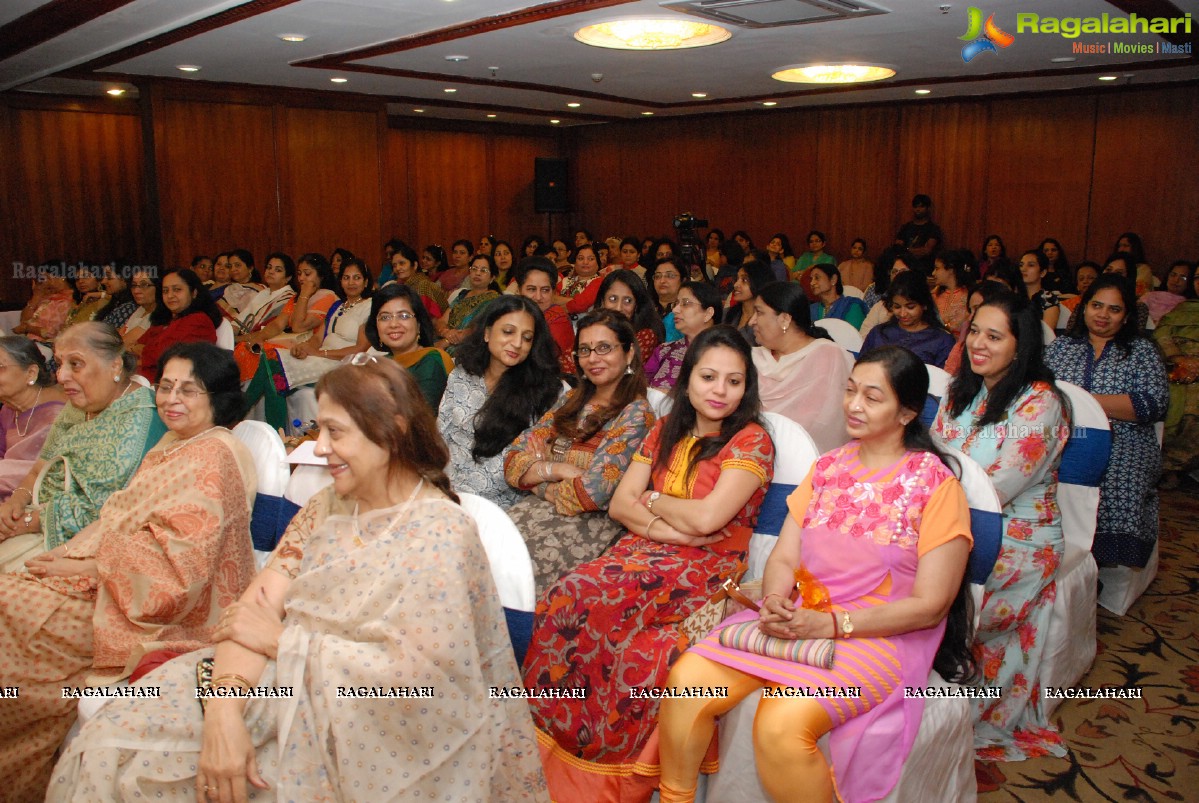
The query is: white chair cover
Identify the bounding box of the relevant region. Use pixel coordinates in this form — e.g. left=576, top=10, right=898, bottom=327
left=925, top=364, right=951, bottom=399
left=1041, top=321, right=1056, bottom=344
left=232, top=420, right=293, bottom=568
left=215, top=319, right=235, bottom=350
left=842, top=286, right=865, bottom=299
left=814, top=318, right=864, bottom=354
left=744, top=414, right=821, bottom=580
left=647, top=386, right=674, bottom=419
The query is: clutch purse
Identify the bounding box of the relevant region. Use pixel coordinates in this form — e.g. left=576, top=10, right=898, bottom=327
left=716, top=622, right=835, bottom=668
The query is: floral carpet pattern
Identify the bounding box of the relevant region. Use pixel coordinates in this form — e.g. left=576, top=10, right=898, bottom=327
left=978, top=487, right=1199, bottom=802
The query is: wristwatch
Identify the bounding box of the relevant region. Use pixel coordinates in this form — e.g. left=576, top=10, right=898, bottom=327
left=646, top=491, right=661, bottom=511
left=840, top=610, right=854, bottom=638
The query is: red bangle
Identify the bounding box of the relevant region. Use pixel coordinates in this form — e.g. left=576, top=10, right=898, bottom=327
left=830, top=611, right=839, bottom=639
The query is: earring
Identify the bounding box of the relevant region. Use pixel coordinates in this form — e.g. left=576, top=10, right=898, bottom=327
left=113, top=375, right=122, bottom=383
left=781, top=323, right=789, bottom=334
left=625, top=364, right=634, bottom=375
left=28, top=379, right=36, bottom=386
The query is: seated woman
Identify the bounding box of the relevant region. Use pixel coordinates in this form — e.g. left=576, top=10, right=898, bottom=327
left=1017, top=249, right=1061, bottom=329
left=725, top=259, right=776, bottom=346
left=120, top=269, right=158, bottom=351
left=1143, top=259, right=1195, bottom=325
left=436, top=252, right=501, bottom=351
left=933, top=290, right=1069, bottom=761
left=365, top=283, right=454, bottom=408
left=493, top=239, right=516, bottom=287
left=504, top=310, right=654, bottom=593
left=389, top=242, right=447, bottom=315
left=1060, top=261, right=1100, bottom=319
left=809, top=262, right=868, bottom=330
left=206, top=251, right=232, bottom=298
left=766, top=232, right=796, bottom=281
left=0, top=323, right=165, bottom=564
left=435, top=238, right=473, bottom=295
left=214, top=248, right=264, bottom=319
left=50, top=358, right=548, bottom=801
left=524, top=325, right=774, bottom=802
left=136, top=269, right=221, bottom=380
left=556, top=243, right=605, bottom=316
left=646, top=280, right=721, bottom=391
left=1155, top=271, right=1199, bottom=488
left=837, top=237, right=873, bottom=293
left=63, top=266, right=109, bottom=327
left=648, top=256, right=685, bottom=342
left=859, top=248, right=913, bottom=336
left=0, top=342, right=257, bottom=799
left=751, top=281, right=850, bottom=453
left=1066, top=253, right=1151, bottom=332
left=979, top=234, right=1006, bottom=278
left=515, top=256, right=575, bottom=375
left=660, top=345, right=973, bottom=803
left=0, top=336, right=66, bottom=500
left=862, top=272, right=955, bottom=368
left=1040, top=238, right=1074, bottom=293
left=12, top=267, right=73, bottom=350
left=594, top=268, right=666, bottom=358
left=791, top=230, right=837, bottom=287
left=438, top=296, right=562, bottom=508
left=96, top=263, right=138, bottom=330
left=229, top=251, right=296, bottom=337
left=1046, top=274, right=1168, bottom=567
left=933, top=249, right=973, bottom=333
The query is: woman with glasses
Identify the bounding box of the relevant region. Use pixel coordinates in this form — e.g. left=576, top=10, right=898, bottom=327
left=504, top=310, right=654, bottom=593
left=366, top=284, right=454, bottom=408
left=645, top=281, right=721, bottom=391
left=118, top=268, right=159, bottom=352
left=647, top=257, right=685, bottom=342
left=0, top=337, right=66, bottom=502
left=435, top=253, right=501, bottom=352
left=0, top=342, right=257, bottom=799
left=594, top=269, right=665, bottom=359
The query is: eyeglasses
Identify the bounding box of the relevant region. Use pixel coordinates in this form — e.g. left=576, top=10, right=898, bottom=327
left=655, top=272, right=680, bottom=280
left=377, top=311, right=415, bottom=323
left=153, top=381, right=208, bottom=400
left=605, top=295, right=635, bottom=307
left=574, top=342, right=620, bottom=358
left=675, top=297, right=699, bottom=308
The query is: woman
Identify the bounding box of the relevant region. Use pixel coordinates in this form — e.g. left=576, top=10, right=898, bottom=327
left=732, top=230, right=755, bottom=254
left=791, top=230, right=836, bottom=283
left=436, top=238, right=473, bottom=294
left=493, top=239, right=516, bottom=286
left=557, top=242, right=605, bottom=315
left=1017, top=249, right=1061, bottom=329
left=1039, top=238, right=1073, bottom=293
left=0, top=337, right=66, bottom=500
left=595, top=269, right=665, bottom=358
left=438, top=296, right=562, bottom=508
left=328, top=246, right=354, bottom=278
left=12, top=268, right=73, bottom=348
left=209, top=252, right=232, bottom=290
left=525, top=325, right=774, bottom=802
left=0, top=342, right=257, bottom=799
left=64, top=266, right=109, bottom=326
left=244, top=259, right=373, bottom=430
left=1142, top=259, right=1195, bottom=325
left=1113, top=232, right=1154, bottom=294
left=979, top=234, right=1006, bottom=278
left=1066, top=254, right=1151, bottom=332
left=661, top=345, right=972, bottom=803
left=648, top=256, right=685, bottom=342
left=1155, top=269, right=1199, bottom=488
left=478, top=233, right=497, bottom=257
left=119, top=269, right=158, bottom=352
left=705, top=229, right=725, bottom=274
left=436, top=253, right=501, bottom=350
left=365, top=283, right=454, bottom=408
left=933, top=249, right=973, bottom=333
left=860, top=248, right=913, bottom=335
left=944, top=281, right=1011, bottom=377
left=0, top=323, right=166, bottom=562
left=809, top=262, right=868, bottom=330
left=752, top=281, right=851, bottom=453
left=646, top=281, right=720, bottom=391
left=503, top=310, right=654, bottom=592
left=391, top=242, right=448, bottom=313
left=766, top=232, right=796, bottom=280
left=725, top=259, right=775, bottom=346
left=191, top=255, right=214, bottom=285
left=215, top=249, right=264, bottom=318
left=619, top=236, right=646, bottom=280
left=51, top=358, right=547, bottom=801
left=837, top=237, right=873, bottom=292
left=934, top=290, right=1069, bottom=761
left=96, top=264, right=138, bottom=330
left=1046, top=275, right=1168, bottom=567
left=523, top=234, right=547, bottom=259
left=136, top=269, right=221, bottom=379
left=516, top=257, right=575, bottom=375
left=861, top=272, right=955, bottom=368
left=229, top=251, right=296, bottom=337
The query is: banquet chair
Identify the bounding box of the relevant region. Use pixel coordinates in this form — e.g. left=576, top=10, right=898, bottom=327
left=232, top=420, right=298, bottom=567
left=921, top=364, right=951, bottom=427
left=1041, top=381, right=1109, bottom=710
left=1041, top=321, right=1057, bottom=345
left=458, top=493, right=537, bottom=665
left=743, top=413, right=821, bottom=580
left=647, top=386, right=674, bottom=419
left=215, top=318, right=235, bottom=350
left=708, top=446, right=1001, bottom=803
left=1096, top=421, right=1163, bottom=615
left=814, top=318, right=864, bottom=355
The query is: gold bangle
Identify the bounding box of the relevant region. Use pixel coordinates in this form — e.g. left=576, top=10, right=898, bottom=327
left=212, top=673, right=252, bottom=691
left=645, top=515, right=663, bottom=536
left=12, top=487, right=32, bottom=502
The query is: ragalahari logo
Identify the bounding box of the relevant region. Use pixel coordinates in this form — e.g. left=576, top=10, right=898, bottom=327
left=959, top=7, right=1015, bottom=62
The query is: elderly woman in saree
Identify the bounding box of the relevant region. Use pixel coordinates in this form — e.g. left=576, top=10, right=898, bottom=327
left=0, top=342, right=257, bottom=800
left=0, top=336, right=66, bottom=501
left=50, top=357, right=548, bottom=803
left=0, top=322, right=165, bottom=568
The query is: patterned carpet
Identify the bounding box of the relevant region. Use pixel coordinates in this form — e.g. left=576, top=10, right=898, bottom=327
left=978, top=485, right=1199, bottom=802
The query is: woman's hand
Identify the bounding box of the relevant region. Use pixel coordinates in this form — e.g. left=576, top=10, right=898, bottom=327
left=642, top=519, right=727, bottom=548
left=212, top=587, right=285, bottom=660
left=758, top=600, right=834, bottom=640
left=289, top=340, right=312, bottom=360
left=197, top=702, right=269, bottom=803
left=0, top=500, right=38, bottom=539
left=25, top=554, right=97, bottom=578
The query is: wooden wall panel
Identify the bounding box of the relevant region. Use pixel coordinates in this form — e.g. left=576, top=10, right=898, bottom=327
left=487, top=133, right=563, bottom=245
left=984, top=95, right=1097, bottom=262
left=154, top=98, right=281, bottom=270
left=383, top=128, right=413, bottom=243
left=281, top=106, right=383, bottom=270
left=404, top=130, right=489, bottom=251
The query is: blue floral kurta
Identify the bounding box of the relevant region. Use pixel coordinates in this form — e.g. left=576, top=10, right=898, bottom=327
left=1045, top=336, right=1168, bottom=567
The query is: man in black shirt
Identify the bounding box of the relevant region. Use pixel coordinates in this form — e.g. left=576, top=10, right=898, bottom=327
left=893, top=194, right=943, bottom=271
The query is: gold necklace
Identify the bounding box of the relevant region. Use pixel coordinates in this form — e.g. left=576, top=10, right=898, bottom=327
left=12, top=386, right=44, bottom=438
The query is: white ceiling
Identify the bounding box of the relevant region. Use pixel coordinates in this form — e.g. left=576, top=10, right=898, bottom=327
left=5, top=0, right=1198, bottom=126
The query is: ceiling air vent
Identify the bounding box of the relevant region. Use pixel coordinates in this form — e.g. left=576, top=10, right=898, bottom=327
left=662, top=0, right=887, bottom=28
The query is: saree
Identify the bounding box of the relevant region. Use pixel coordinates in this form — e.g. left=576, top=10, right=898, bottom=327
left=523, top=420, right=773, bottom=803
left=50, top=489, right=548, bottom=802
left=646, top=338, right=689, bottom=390
left=232, top=290, right=337, bottom=382
left=1154, top=300, right=1199, bottom=473
left=0, top=398, right=65, bottom=501
left=392, top=346, right=455, bottom=409
left=753, top=340, right=850, bottom=454
left=232, top=285, right=295, bottom=335
left=0, top=428, right=257, bottom=800
left=447, top=290, right=499, bottom=331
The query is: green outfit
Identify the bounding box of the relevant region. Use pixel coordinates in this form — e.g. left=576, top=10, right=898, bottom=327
left=394, top=348, right=454, bottom=409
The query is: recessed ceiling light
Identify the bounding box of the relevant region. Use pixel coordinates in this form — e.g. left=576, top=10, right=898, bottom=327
left=413, top=109, right=425, bottom=113
left=761, top=101, right=777, bottom=107
left=567, top=102, right=581, bottom=108
left=914, top=89, right=931, bottom=95
left=330, top=77, right=348, bottom=83
left=691, top=92, right=708, bottom=98
left=444, top=88, right=457, bottom=93
left=486, top=113, right=497, bottom=118
left=1050, top=56, right=1076, bottom=63
left=106, top=88, right=125, bottom=96
left=575, top=19, right=730, bottom=50
left=278, top=34, right=306, bottom=43
left=176, top=65, right=200, bottom=72
left=1098, top=75, right=1118, bottom=81
left=641, top=111, right=654, bottom=116
left=773, top=64, right=896, bottom=84
left=445, top=55, right=468, bottom=63
left=550, top=119, right=561, bottom=124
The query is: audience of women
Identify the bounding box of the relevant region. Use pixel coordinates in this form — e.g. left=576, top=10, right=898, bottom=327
left=136, top=269, right=221, bottom=380
left=1017, top=249, right=1061, bottom=329
left=0, top=323, right=166, bottom=566
left=646, top=281, right=721, bottom=391
left=365, top=283, right=454, bottom=408
left=0, top=337, right=65, bottom=500
left=0, top=342, right=257, bottom=799
left=648, top=256, right=685, bottom=342
left=214, top=249, right=263, bottom=318
left=809, top=262, right=868, bottom=329
left=51, top=358, right=547, bottom=801
left=557, top=242, right=605, bottom=315
left=595, top=269, right=665, bottom=358
left=837, top=237, right=874, bottom=292
left=437, top=296, right=562, bottom=507
left=436, top=253, right=501, bottom=350
left=524, top=325, right=774, bottom=801
left=504, top=310, right=654, bottom=592
left=933, top=250, right=973, bottom=333
left=862, top=272, right=955, bottom=368
left=751, top=281, right=851, bottom=453
left=725, top=259, right=775, bottom=346
left=1153, top=269, right=1199, bottom=488
left=229, top=251, right=296, bottom=336
left=934, top=290, right=1069, bottom=761
left=661, top=345, right=973, bottom=803
left=1046, top=275, right=1169, bottom=567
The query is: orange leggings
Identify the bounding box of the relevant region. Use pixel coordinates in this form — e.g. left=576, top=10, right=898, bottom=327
left=658, top=652, right=834, bottom=803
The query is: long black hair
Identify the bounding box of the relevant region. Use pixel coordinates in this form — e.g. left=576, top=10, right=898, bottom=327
left=297, top=253, right=339, bottom=294
left=454, top=295, right=561, bottom=461
left=1062, top=273, right=1142, bottom=357
left=365, top=283, right=438, bottom=351
left=756, top=281, right=827, bottom=340
left=853, top=345, right=974, bottom=683
left=593, top=269, right=665, bottom=343
left=946, top=290, right=1060, bottom=427
left=871, top=247, right=915, bottom=296
left=884, top=271, right=943, bottom=330
left=657, top=325, right=765, bottom=482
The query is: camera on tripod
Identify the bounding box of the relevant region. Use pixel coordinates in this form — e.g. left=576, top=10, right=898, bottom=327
left=672, top=212, right=709, bottom=232
left=672, top=213, right=709, bottom=277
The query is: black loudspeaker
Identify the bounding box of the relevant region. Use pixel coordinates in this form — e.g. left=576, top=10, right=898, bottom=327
left=534, top=158, right=569, bottom=213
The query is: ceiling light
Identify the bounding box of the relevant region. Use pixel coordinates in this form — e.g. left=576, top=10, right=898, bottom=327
left=445, top=55, right=468, bottom=62
left=330, top=77, right=347, bottom=83
left=550, top=119, right=561, bottom=124
left=567, top=102, right=581, bottom=108
left=691, top=92, right=708, bottom=98
left=761, top=101, right=777, bottom=107
left=413, top=109, right=425, bottom=113
left=106, top=88, right=125, bottom=96
left=444, top=87, right=457, bottom=93
left=1098, top=75, right=1118, bottom=81
left=641, top=111, right=654, bottom=116
left=487, top=113, right=497, bottom=118
left=914, top=89, right=931, bottom=95
left=177, top=65, right=200, bottom=72
left=1050, top=56, right=1075, bottom=63
left=278, top=34, right=306, bottom=43
left=773, top=64, right=895, bottom=84
left=575, top=19, right=730, bottom=51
